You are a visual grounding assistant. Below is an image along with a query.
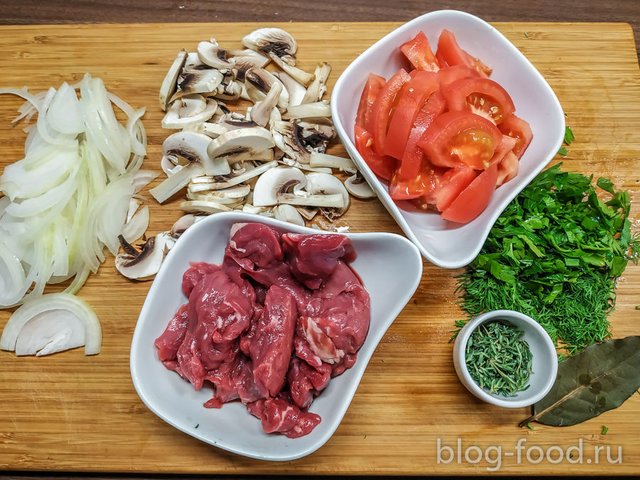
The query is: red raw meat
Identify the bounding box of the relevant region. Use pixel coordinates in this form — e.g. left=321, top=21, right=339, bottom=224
left=155, top=222, right=371, bottom=438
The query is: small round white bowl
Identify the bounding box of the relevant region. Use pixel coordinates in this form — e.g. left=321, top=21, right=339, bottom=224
left=453, top=310, right=558, bottom=408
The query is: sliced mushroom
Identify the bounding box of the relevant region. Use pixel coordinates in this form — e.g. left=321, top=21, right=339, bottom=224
left=183, top=121, right=228, bottom=139
left=162, top=95, right=218, bottom=129
left=298, top=121, right=336, bottom=152
left=268, top=54, right=314, bottom=87
left=170, top=214, right=196, bottom=238
left=116, top=233, right=175, bottom=281
left=303, top=172, right=350, bottom=219
left=186, top=191, right=245, bottom=207
left=250, top=81, right=283, bottom=127
left=252, top=167, right=307, bottom=207
left=244, top=68, right=289, bottom=110
left=274, top=72, right=307, bottom=107
left=274, top=204, right=305, bottom=226
left=242, top=204, right=273, bottom=216
left=345, top=172, right=376, bottom=199
left=150, top=162, right=205, bottom=204
left=283, top=101, right=331, bottom=120
left=180, top=200, right=233, bottom=214
left=197, top=39, right=234, bottom=70
left=162, top=130, right=229, bottom=176
left=159, top=50, right=187, bottom=111
left=280, top=157, right=332, bottom=174
left=190, top=160, right=277, bottom=191
left=229, top=49, right=270, bottom=81
left=301, top=62, right=331, bottom=104
left=309, top=152, right=357, bottom=173
left=219, top=149, right=274, bottom=165
left=242, top=28, right=298, bottom=66
left=185, top=51, right=206, bottom=70
left=207, top=127, right=275, bottom=159
left=271, top=121, right=309, bottom=163
left=170, top=69, right=224, bottom=102
left=213, top=80, right=242, bottom=101
left=187, top=183, right=250, bottom=199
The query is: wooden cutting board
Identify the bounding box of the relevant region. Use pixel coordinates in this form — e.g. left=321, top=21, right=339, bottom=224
left=0, top=21, right=639, bottom=475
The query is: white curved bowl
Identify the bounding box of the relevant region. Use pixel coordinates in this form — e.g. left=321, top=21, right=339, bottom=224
left=331, top=10, right=565, bottom=268
left=130, top=212, right=422, bottom=461
left=453, top=310, right=558, bottom=408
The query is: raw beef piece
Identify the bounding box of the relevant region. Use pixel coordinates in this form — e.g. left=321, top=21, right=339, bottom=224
left=283, top=233, right=356, bottom=289
left=205, top=348, right=263, bottom=408
left=227, top=223, right=283, bottom=268
left=175, top=329, right=206, bottom=390
left=188, top=269, right=255, bottom=344
left=247, top=398, right=321, bottom=439
left=249, top=286, right=297, bottom=398
left=154, top=304, right=190, bottom=362
left=288, top=357, right=332, bottom=409
left=182, top=262, right=220, bottom=297
left=293, top=334, right=323, bottom=369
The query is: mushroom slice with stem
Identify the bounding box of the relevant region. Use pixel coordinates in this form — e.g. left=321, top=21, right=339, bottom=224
left=163, top=130, right=230, bottom=177
left=186, top=191, right=244, bottom=206
left=159, top=50, right=187, bottom=111
left=244, top=68, right=289, bottom=110
left=150, top=162, right=205, bottom=204
left=252, top=167, right=307, bottom=207
left=301, top=62, right=331, bottom=104
left=242, top=28, right=298, bottom=66
left=283, top=101, right=331, bottom=120
left=191, top=160, right=277, bottom=191
left=220, top=149, right=274, bottom=166
left=197, top=39, right=234, bottom=70
left=250, top=81, right=283, bottom=127
left=274, top=204, right=305, bottom=226
left=183, top=122, right=228, bottom=139
left=162, top=95, right=217, bottom=129
left=217, top=112, right=259, bottom=130
left=309, top=152, right=357, bottom=173
left=0, top=293, right=102, bottom=356
left=303, top=172, right=350, bottom=219
left=273, top=72, right=306, bottom=107
left=116, top=233, right=175, bottom=281
left=280, top=157, right=332, bottom=174
left=345, top=172, right=376, bottom=199
left=170, top=69, right=224, bottom=102
left=207, top=127, right=275, bottom=160
left=187, top=183, right=250, bottom=199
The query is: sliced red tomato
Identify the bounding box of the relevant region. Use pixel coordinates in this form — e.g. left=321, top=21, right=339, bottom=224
left=443, top=77, right=515, bottom=125
left=496, top=151, right=519, bottom=186
left=492, top=135, right=518, bottom=165
left=354, top=125, right=396, bottom=181
left=389, top=92, right=446, bottom=200
left=400, top=31, right=440, bottom=72
left=418, top=111, right=503, bottom=170
left=384, top=71, right=439, bottom=160
left=436, top=29, right=492, bottom=77
left=499, top=114, right=533, bottom=158
left=441, top=161, right=499, bottom=223
left=369, top=69, right=411, bottom=156
left=355, top=74, right=385, bottom=129
left=433, top=166, right=477, bottom=212
left=437, top=65, right=480, bottom=87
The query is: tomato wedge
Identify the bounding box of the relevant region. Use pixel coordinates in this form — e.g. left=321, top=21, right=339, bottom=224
left=418, top=111, right=503, bottom=170
left=369, top=69, right=411, bottom=156
left=433, top=166, right=477, bottom=212
left=389, top=92, right=446, bottom=200
left=443, top=77, right=515, bottom=125
left=497, top=151, right=519, bottom=186
left=400, top=31, right=439, bottom=72
left=437, top=65, right=480, bottom=87
left=384, top=71, right=439, bottom=159
left=355, top=74, right=385, bottom=129
left=354, top=125, right=396, bottom=181
left=499, top=114, right=533, bottom=158
left=436, top=29, right=492, bottom=77
left=441, top=161, right=498, bottom=223
left=491, top=135, right=518, bottom=165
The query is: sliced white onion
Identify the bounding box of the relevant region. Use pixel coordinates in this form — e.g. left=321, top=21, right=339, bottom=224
left=0, top=293, right=101, bottom=356
left=0, top=241, right=28, bottom=307
left=132, top=169, right=159, bottom=193
left=122, top=205, right=150, bottom=243
left=47, top=82, right=84, bottom=135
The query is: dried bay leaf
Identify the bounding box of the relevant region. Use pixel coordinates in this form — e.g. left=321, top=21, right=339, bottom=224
left=520, top=336, right=640, bottom=427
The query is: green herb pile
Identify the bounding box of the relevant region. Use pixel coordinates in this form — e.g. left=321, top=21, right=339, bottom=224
left=456, top=164, right=639, bottom=354
left=466, top=321, right=533, bottom=397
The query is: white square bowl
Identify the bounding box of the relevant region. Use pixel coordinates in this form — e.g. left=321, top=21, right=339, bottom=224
left=331, top=10, right=565, bottom=268
left=130, top=212, right=422, bottom=461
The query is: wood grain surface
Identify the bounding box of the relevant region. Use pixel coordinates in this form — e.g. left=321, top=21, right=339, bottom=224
left=0, top=21, right=639, bottom=476
left=2, top=0, right=639, bottom=53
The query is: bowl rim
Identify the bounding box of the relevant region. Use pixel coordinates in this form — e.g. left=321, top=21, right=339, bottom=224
left=330, top=9, right=565, bottom=269
left=453, top=309, right=558, bottom=408
left=129, top=211, right=424, bottom=461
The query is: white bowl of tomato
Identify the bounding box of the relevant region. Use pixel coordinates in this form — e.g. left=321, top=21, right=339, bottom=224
left=331, top=10, right=565, bottom=268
